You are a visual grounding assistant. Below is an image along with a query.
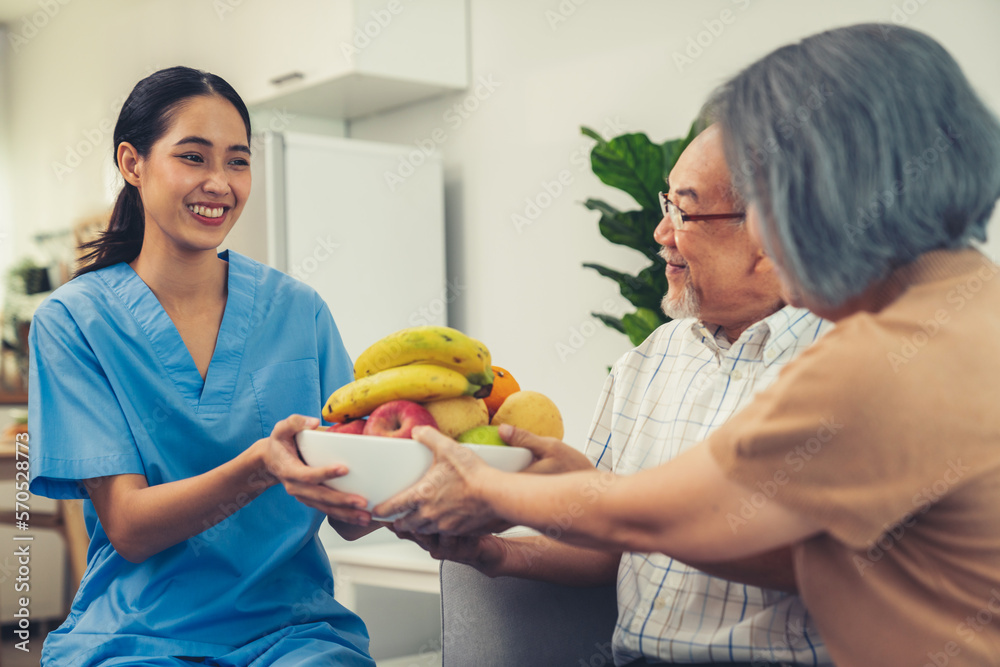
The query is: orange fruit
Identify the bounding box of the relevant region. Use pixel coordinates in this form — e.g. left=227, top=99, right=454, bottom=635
left=483, top=366, right=520, bottom=418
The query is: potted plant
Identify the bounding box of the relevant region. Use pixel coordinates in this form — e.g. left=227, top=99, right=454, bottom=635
left=2, top=258, right=53, bottom=396
left=581, top=123, right=697, bottom=346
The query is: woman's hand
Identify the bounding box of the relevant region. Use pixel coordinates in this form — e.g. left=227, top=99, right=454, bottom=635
left=373, top=425, right=502, bottom=536
left=372, top=424, right=596, bottom=536
left=256, top=415, right=373, bottom=527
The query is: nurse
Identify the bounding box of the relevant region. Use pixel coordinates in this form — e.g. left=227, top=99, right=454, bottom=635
left=28, top=66, right=377, bottom=666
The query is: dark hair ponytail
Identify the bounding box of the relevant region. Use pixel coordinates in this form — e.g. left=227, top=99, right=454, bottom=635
left=76, top=66, right=251, bottom=277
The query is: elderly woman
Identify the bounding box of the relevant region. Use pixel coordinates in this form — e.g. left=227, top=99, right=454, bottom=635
left=375, top=23, right=1000, bottom=667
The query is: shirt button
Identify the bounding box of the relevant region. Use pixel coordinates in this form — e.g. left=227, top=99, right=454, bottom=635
left=731, top=370, right=743, bottom=381
left=653, top=597, right=666, bottom=609
left=764, top=349, right=777, bottom=361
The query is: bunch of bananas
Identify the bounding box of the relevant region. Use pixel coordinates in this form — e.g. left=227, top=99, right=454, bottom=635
left=322, top=326, right=494, bottom=423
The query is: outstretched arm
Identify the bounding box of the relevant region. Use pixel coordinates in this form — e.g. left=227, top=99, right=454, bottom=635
left=394, top=529, right=621, bottom=586
left=688, top=547, right=798, bottom=593
left=376, top=427, right=822, bottom=566
left=87, top=415, right=372, bottom=562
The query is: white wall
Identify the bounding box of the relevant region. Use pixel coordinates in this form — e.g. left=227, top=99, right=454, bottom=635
left=348, top=0, right=1000, bottom=446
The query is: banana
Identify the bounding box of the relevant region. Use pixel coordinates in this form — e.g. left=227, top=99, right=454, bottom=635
left=323, top=364, right=482, bottom=423
left=353, top=326, right=494, bottom=388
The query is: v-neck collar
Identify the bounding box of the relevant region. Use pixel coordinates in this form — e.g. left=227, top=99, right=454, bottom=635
left=99, top=250, right=257, bottom=413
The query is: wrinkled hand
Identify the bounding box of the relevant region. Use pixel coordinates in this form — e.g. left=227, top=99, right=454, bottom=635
left=258, top=415, right=372, bottom=526
left=390, top=526, right=508, bottom=576
left=373, top=426, right=501, bottom=536
left=498, top=424, right=595, bottom=475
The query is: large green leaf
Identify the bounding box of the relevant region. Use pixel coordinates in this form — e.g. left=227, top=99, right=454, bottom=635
left=580, top=127, right=605, bottom=143
left=583, top=129, right=663, bottom=211
left=582, top=261, right=667, bottom=312
left=581, top=122, right=698, bottom=350
left=591, top=312, right=625, bottom=334
left=582, top=263, right=634, bottom=297
left=621, top=307, right=663, bottom=346
left=582, top=197, right=619, bottom=220
left=585, top=199, right=662, bottom=263
left=582, top=262, right=629, bottom=284
left=582, top=263, right=652, bottom=309
left=632, top=263, right=669, bottom=312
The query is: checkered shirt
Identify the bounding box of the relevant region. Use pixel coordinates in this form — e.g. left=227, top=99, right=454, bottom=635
left=583, top=306, right=835, bottom=666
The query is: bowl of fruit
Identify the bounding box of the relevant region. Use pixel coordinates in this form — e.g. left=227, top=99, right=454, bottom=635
left=295, top=326, right=565, bottom=517
left=296, top=428, right=533, bottom=516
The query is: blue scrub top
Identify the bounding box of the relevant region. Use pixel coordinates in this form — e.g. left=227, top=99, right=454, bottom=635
left=27, top=251, right=374, bottom=666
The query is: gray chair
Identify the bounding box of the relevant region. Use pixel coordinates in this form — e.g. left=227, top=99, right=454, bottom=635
left=439, top=560, right=619, bottom=666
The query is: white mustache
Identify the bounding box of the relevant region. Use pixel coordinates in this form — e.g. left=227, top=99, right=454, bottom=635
left=658, top=246, right=686, bottom=266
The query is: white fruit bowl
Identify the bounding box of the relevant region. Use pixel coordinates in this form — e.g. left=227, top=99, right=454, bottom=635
left=295, top=429, right=534, bottom=519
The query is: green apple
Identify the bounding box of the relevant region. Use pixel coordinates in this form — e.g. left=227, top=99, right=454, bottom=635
left=456, top=425, right=507, bottom=446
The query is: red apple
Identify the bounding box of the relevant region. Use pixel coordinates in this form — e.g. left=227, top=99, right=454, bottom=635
left=328, top=419, right=367, bottom=434
left=363, top=400, right=438, bottom=439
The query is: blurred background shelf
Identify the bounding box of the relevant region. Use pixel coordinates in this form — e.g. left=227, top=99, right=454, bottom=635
left=326, top=537, right=443, bottom=663
left=327, top=539, right=441, bottom=610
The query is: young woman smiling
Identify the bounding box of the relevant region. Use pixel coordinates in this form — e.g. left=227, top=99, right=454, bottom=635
left=28, top=67, right=376, bottom=667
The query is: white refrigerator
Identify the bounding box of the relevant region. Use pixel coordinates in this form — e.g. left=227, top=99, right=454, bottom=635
left=223, top=131, right=448, bottom=360
left=222, top=131, right=448, bottom=660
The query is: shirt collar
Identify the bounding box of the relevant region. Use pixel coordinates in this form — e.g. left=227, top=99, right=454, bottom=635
left=688, top=305, right=821, bottom=367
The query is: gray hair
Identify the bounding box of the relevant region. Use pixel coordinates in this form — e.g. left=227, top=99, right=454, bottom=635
left=708, top=24, right=1000, bottom=308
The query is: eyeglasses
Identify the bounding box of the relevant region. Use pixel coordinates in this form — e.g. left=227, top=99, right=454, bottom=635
left=659, top=191, right=745, bottom=231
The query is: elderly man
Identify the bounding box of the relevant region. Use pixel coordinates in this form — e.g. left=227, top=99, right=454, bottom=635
left=379, top=24, right=1000, bottom=667
left=399, top=125, right=833, bottom=666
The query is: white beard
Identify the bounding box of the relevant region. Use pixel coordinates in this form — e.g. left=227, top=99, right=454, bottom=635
left=661, top=281, right=700, bottom=320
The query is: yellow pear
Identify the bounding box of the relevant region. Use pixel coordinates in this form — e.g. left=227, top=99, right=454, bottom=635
left=490, top=391, right=564, bottom=439
left=423, top=396, right=489, bottom=438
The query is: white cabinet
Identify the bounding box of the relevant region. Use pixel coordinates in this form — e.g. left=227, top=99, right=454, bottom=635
left=204, top=0, right=469, bottom=120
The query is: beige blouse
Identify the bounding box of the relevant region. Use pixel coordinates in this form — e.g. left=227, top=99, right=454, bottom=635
left=709, top=248, right=1000, bottom=667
